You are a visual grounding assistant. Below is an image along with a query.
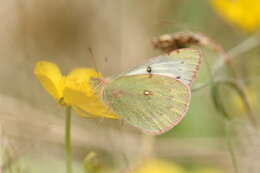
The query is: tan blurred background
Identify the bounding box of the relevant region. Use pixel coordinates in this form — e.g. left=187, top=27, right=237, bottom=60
left=1, top=0, right=260, bottom=172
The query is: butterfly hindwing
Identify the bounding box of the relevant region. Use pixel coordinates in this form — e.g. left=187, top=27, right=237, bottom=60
left=102, top=74, right=191, bottom=134
left=122, top=48, right=201, bottom=86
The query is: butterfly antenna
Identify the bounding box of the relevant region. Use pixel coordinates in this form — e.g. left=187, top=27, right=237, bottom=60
left=102, top=57, right=109, bottom=75
left=97, top=56, right=108, bottom=77
left=88, top=47, right=99, bottom=78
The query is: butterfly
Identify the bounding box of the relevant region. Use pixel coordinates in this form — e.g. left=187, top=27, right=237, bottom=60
left=92, top=48, right=202, bottom=135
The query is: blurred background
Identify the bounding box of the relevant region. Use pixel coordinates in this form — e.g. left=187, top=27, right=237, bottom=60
left=1, top=0, right=260, bottom=172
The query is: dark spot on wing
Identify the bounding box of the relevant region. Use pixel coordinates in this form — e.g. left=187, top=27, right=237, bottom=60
left=147, top=66, right=152, bottom=73
left=176, top=76, right=181, bottom=79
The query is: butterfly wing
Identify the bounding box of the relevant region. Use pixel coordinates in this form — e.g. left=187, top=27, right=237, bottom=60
left=118, top=48, right=201, bottom=86
left=102, top=74, right=191, bottom=135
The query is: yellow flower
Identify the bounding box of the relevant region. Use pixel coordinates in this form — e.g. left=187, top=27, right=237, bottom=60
left=34, top=61, right=119, bottom=119
left=191, top=168, right=227, bottom=173
left=211, top=0, right=260, bottom=31
left=133, top=158, right=185, bottom=173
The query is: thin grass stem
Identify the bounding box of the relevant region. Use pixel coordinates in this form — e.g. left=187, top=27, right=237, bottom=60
left=65, top=106, right=72, bottom=173
left=225, top=121, right=239, bottom=173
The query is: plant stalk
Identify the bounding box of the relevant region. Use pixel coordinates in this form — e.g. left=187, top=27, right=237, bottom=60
left=225, top=121, right=239, bottom=173
left=65, top=106, right=72, bottom=173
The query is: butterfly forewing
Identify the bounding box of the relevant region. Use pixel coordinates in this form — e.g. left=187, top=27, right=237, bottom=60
left=102, top=74, right=191, bottom=134
left=122, top=48, right=201, bottom=86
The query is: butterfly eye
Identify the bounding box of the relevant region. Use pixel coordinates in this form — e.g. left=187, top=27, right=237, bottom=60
left=146, top=66, right=152, bottom=73
left=176, top=76, right=181, bottom=79
left=143, top=90, right=152, bottom=96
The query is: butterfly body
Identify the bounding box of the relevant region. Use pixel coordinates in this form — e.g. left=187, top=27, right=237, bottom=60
left=91, top=48, right=202, bottom=135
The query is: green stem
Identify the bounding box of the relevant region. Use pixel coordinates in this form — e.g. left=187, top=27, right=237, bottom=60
left=65, top=106, right=72, bottom=173
left=225, top=121, right=239, bottom=173
left=192, top=81, right=210, bottom=92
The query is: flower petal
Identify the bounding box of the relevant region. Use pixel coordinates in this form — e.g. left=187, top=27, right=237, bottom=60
left=67, top=68, right=102, bottom=83
left=134, top=159, right=185, bottom=173
left=66, top=68, right=102, bottom=96
left=34, top=61, right=64, bottom=100
left=64, top=87, right=119, bottom=119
